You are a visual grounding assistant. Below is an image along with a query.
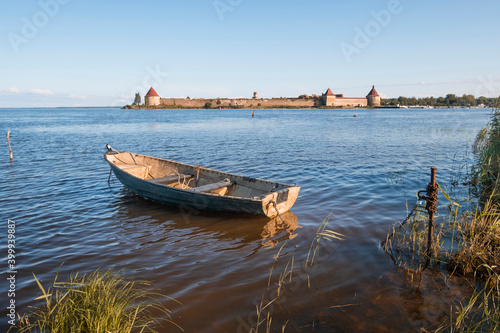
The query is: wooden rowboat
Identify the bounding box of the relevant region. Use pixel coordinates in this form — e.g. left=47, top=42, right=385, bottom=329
left=104, top=146, right=300, bottom=218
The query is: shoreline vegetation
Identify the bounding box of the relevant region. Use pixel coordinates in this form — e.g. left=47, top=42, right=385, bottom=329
left=385, top=108, right=500, bottom=331
left=383, top=94, right=500, bottom=108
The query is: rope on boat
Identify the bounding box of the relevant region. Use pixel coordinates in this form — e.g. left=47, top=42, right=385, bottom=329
left=107, top=168, right=114, bottom=185
left=269, top=200, right=285, bottom=224
left=175, top=171, right=193, bottom=189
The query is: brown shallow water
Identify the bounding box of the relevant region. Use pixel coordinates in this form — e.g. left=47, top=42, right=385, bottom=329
left=0, top=107, right=492, bottom=332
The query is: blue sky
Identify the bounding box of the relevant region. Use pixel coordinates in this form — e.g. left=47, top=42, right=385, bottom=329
left=1, top=0, right=499, bottom=107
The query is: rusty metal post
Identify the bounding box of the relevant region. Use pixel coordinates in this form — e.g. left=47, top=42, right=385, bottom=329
left=426, top=167, right=437, bottom=259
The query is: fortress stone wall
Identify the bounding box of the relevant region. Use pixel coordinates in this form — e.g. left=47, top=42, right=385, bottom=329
left=160, top=97, right=317, bottom=108
left=137, top=86, right=381, bottom=109
left=324, top=97, right=368, bottom=107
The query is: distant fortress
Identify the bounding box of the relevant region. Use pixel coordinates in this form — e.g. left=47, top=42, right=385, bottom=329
left=135, top=86, right=381, bottom=109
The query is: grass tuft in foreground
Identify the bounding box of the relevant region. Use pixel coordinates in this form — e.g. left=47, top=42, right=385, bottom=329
left=13, top=268, right=182, bottom=333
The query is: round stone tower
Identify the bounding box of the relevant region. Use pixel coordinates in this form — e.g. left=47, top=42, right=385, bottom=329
left=366, top=85, right=381, bottom=107
left=145, top=87, right=161, bottom=106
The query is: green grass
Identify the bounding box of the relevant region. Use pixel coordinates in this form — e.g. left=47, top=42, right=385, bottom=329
left=447, top=110, right=500, bottom=281
left=471, top=111, right=500, bottom=207
left=449, top=200, right=500, bottom=279
left=437, top=198, right=500, bottom=332
left=13, top=268, right=182, bottom=333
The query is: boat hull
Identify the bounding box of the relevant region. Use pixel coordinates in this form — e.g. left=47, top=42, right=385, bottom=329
left=105, top=151, right=300, bottom=218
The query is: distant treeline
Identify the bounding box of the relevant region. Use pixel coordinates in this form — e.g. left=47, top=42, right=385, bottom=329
left=381, top=94, right=499, bottom=107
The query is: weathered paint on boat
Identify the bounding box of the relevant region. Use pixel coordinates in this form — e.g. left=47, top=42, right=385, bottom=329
left=104, top=149, right=300, bottom=218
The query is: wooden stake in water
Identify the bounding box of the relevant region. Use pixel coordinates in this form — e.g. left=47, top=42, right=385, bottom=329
left=6, top=131, right=13, bottom=162
left=251, top=110, right=254, bottom=117
left=426, top=167, right=437, bottom=259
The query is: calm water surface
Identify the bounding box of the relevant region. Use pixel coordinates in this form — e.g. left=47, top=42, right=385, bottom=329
left=0, top=108, right=492, bottom=332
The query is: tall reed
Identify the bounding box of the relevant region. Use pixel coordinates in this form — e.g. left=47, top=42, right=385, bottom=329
left=436, top=266, right=500, bottom=332
left=449, top=200, right=500, bottom=279
left=471, top=111, right=500, bottom=206
left=383, top=200, right=444, bottom=272
left=249, top=213, right=344, bottom=332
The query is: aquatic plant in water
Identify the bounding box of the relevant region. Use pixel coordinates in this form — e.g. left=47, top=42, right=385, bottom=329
left=249, top=213, right=344, bottom=332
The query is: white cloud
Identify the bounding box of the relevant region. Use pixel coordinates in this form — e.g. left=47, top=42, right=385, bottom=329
left=0, top=87, right=21, bottom=93
left=29, top=88, right=54, bottom=95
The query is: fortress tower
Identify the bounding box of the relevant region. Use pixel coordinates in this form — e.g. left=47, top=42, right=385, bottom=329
left=323, top=88, right=336, bottom=106
left=366, top=85, right=381, bottom=107
left=145, top=87, right=161, bottom=106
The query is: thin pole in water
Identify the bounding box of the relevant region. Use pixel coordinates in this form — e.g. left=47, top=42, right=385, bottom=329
left=6, top=131, right=12, bottom=162
left=426, top=167, right=437, bottom=260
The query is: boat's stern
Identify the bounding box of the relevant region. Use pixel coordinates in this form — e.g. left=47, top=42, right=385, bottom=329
left=260, top=186, right=301, bottom=218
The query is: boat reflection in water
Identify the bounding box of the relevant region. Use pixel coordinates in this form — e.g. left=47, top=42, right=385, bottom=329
left=111, top=191, right=301, bottom=252
left=261, top=212, right=301, bottom=248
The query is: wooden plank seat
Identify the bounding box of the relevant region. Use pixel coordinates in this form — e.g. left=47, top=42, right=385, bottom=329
left=149, top=174, right=192, bottom=185
left=188, top=179, right=234, bottom=193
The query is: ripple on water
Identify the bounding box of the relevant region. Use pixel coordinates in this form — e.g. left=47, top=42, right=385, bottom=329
left=0, top=108, right=492, bottom=332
